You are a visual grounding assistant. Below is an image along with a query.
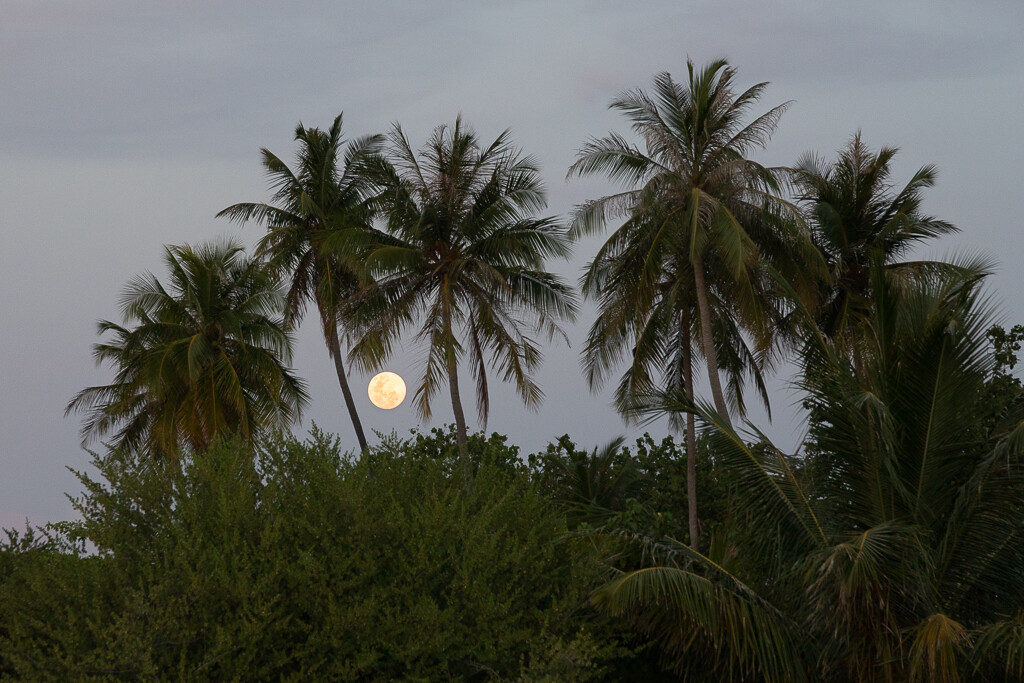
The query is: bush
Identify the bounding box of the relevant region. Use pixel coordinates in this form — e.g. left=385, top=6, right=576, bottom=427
left=0, top=428, right=631, bottom=681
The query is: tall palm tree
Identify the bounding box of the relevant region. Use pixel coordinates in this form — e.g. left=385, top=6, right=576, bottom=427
left=570, top=59, right=816, bottom=549
left=66, top=239, right=308, bottom=460
left=792, top=133, right=962, bottom=352
left=596, top=265, right=1024, bottom=681
left=353, top=117, right=577, bottom=461
left=217, top=113, right=381, bottom=453
left=569, top=59, right=814, bottom=428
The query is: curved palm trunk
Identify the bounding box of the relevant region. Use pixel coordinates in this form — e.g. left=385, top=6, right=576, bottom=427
left=692, top=255, right=732, bottom=428
left=442, top=344, right=468, bottom=483
left=326, top=327, right=369, bottom=453
left=681, top=313, right=700, bottom=552
left=446, top=346, right=470, bottom=477
left=441, top=282, right=470, bottom=471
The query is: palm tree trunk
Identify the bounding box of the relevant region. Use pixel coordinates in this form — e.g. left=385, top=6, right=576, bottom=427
left=326, top=326, right=369, bottom=453
left=681, top=312, right=700, bottom=552
left=441, top=281, right=470, bottom=471
left=446, top=346, right=470, bottom=476
left=693, top=254, right=732, bottom=427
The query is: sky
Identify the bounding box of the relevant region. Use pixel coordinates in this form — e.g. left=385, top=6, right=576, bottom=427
left=2, top=0, right=1023, bottom=528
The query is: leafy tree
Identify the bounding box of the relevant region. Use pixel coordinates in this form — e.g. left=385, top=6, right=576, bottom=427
left=979, top=324, right=1024, bottom=437
left=531, top=433, right=733, bottom=548
left=66, top=239, right=307, bottom=459
left=597, top=266, right=1024, bottom=681
left=568, top=59, right=815, bottom=547
left=218, top=113, right=381, bottom=453
left=0, top=430, right=639, bottom=681
left=376, top=423, right=526, bottom=479
left=354, top=117, right=578, bottom=460
left=530, top=435, right=642, bottom=530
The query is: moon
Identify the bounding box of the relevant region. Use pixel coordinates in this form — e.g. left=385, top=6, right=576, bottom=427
left=368, top=371, right=407, bottom=410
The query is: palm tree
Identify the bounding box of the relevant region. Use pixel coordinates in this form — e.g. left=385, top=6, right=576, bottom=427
left=569, top=59, right=816, bottom=549
left=217, top=113, right=381, bottom=453
left=569, top=59, right=814, bottom=427
left=596, top=265, right=1024, bottom=681
left=67, top=239, right=308, bottom=460
left=792, top=133, right=962, bottom=352
left=353, top=117, right=577, bottom=461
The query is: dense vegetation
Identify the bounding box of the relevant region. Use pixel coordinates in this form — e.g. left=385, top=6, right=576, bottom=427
left=6, top=59, right=1024, bottom=680
left=1, top=429, right=705, bottom=680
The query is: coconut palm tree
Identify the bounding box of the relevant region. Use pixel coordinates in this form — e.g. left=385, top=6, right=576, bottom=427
left=353, top=117, right=577, bottom=461
left=569, top=59, right=814, bottom=429
left=217, top=113, right=381, bottom=453
left=66, top=239, right=308, bottom=460
left=533, top=436, right=640, bottom=530
left=570, top=59, right=816, bottom=549
left=596, top=265, right=1024, bottom=681
left=792, top=133, right=962, bottom=353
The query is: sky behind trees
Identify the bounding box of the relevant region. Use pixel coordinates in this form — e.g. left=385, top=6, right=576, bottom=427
left=3, top=0, right=1023, bottom=527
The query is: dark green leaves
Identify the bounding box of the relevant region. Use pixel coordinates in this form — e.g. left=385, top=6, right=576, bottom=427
left=66, top=240, right=307, bottom=460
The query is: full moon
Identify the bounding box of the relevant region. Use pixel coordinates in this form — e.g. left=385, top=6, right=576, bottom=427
left=368, top=371, right=407, bottom=410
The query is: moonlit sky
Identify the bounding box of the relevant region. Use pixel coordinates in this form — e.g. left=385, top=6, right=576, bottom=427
left=3, top=0, right=1023, bottom=528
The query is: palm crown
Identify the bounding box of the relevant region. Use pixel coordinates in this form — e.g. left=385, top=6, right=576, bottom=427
left=354, top=117, right=578, bottom=454
left=66, top=239, right=308, bottom=460
left=217, top=113, right=382, bottom=452
left=569, top=59, right=815, bottom=427
left=793, top=133, right=960, bottom=346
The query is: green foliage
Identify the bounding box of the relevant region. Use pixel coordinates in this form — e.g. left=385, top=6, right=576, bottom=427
left=979, top=324, right=1024, bottom=440
left=531, top=435, right=642, bottom=530
left=530, top=433, right=732, bottom=547
left=0, top=429, right=639, bottom=681
left=592, top=270, right=1024, bottom=681
left=375, top=424, right=525, bottom=478
left=65, top=239, right=308, bottom=460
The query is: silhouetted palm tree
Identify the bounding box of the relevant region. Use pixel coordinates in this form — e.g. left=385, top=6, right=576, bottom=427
left=67, top=239, right=308, bottom=459
left=218, top=113, right=381, bottom=452
left=570, top=59, right=816, bottom=548
left=355, top=117, right=577, bottom=462
left=569, top=59, right=810, bottom=425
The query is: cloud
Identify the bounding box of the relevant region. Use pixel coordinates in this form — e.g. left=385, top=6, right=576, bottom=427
left=5, top=1, right=1019, bottom=160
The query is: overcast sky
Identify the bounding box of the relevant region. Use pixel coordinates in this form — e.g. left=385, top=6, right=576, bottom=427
left=3, top=0, right=1023, bottom=528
